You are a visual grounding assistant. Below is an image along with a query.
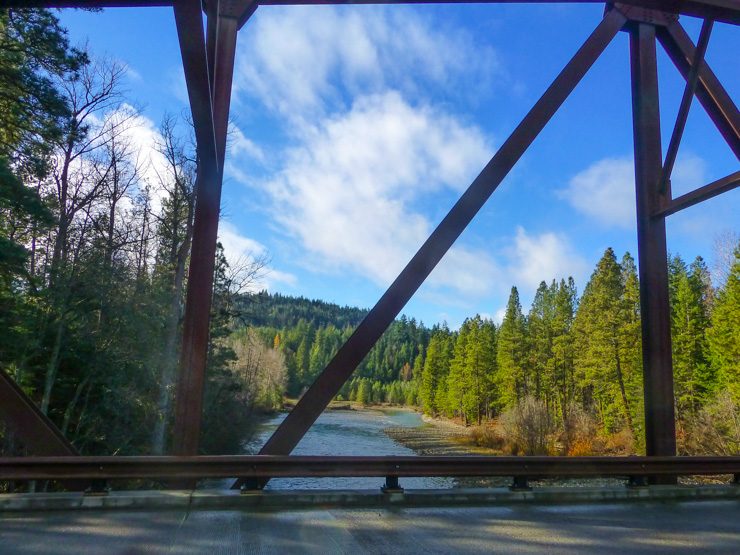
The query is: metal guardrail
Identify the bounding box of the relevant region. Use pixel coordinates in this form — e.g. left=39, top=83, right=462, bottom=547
left=1, top=455, right=738, bottom=482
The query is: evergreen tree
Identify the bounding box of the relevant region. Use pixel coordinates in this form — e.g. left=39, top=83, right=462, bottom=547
left=707, top=246, right=740, bottom=405
left=446, top=320, right=471, bottom=420
left=496, top=287, right=527, bottom=410
left=420, top=329, right=449, bottom=415
left=527, top=281, right=554, bottom=401
left=550, top=278, right=577, bottom=422
left=463, top=316, right=496, bottom=424
left=573, top=249, right=640, bottom=434
left=670, top=255, right=713, bottom=414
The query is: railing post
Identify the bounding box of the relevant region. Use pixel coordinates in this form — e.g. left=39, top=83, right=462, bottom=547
left=382, top=475, right=404, bottom=494
left=240, top=478, right=263, bottom=494
left=510, top=476, right=531, bottom=491
left=627, top=475, right=649, bottom=488
left=84, top=479, right=109, bottom=496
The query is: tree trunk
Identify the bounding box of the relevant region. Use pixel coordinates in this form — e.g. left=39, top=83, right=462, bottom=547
left=40, top=319, right=64, bottom=415
left=614, top=346, right=634, bottom=434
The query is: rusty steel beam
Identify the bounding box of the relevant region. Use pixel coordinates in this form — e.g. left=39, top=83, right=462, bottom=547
left=658, top=22, right=740, bottom=159
left=4, top=1, right=739, bottom=26
left=660, top=18, right=713, bottom=193
left=204, top=0, right=258, bottom=29
left=230, top=8, right=628, bottom=490
left=2, top=455, right=739, bottom=481
left=654, top=170, right=740, bottom=217
left=170, top=0, right=222, bottom=457
left=0, top=1, right=173, bottom=6
left=171, top=0, right=253, bottom=457
left=255, top=1, right=740, bottom=27
left=0, top=370, right=78, bottom=457
left=209, top=16, right=238, bottom=167
left=0, top=370, right=88, bottom=490
left=630, top=23, right=677, bottom=479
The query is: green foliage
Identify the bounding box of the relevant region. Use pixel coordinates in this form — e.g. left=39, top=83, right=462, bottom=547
left=496, top=287, right=527, bottom=410
left=670, top=255, right=714, bottom=414
left=707, top=248, right=740, bottom=405
left=572, top=249, right=642, bottom=434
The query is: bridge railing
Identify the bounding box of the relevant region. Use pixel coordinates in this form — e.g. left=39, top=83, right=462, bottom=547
left=2, top=455, right=738, bottom=490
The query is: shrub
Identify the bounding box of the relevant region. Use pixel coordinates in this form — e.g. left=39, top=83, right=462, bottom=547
left=561, top=404, right=598, bottom=456
left=500, top=396, right=554, bottom=455
left=603, top=429, right=636, bottom=455
left=681, top=392, right=740, bottom=455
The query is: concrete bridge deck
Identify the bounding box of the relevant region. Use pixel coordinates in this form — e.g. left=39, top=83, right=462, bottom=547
left=1, top=488, right=738, bottom=554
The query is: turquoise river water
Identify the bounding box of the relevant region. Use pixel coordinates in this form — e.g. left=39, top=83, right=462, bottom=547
left=242, top=408, right=453, bottom=490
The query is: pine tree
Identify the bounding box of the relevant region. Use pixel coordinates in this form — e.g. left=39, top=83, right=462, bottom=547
left=551, top=278, right=577, bottom=422
left=706, top=246, right=740, bottom=405
left=618, top=253, right=644, bottom=437
left=446, top=320, right=471, bottom=421
left=573, top=249, right=639, bottom=434
left=357, top=378, right=370, bottom=406
left=670, top=255, right=713, bottom=414
left=420, top=330, right=449, bottom=415
left=496, top=287, right=527, bottom=410
left=463, top=316, right=497, bottom=424
left=528, top=281, right=554, bottom=402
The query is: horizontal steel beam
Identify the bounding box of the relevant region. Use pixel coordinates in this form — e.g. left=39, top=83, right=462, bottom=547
left=654, top=170, right=740, bottom=216
left=0, top=1, right=174, bottom=6
left=255, top=1, right=740, bottom=27
left=3, top=1, right=738, bottom=26
left=1, top=456, right=738, bottom=481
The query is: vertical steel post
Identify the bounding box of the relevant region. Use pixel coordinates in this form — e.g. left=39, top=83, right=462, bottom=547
left=629, top=23, right=677, bottom=479
left=171, top=1, right=239, bottom=457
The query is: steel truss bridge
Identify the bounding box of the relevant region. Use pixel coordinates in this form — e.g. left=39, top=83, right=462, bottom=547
left=0, top=0, right=739, bottom=493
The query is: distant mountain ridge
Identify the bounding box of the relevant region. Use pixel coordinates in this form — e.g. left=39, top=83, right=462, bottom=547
left=235, top=291, right=370, bottom=330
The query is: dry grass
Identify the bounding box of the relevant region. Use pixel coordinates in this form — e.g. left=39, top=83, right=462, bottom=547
left=469, top=424, right=506, bottom=451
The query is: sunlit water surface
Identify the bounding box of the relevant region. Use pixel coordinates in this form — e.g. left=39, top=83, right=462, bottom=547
left=242, top=408, right=453, bottom=490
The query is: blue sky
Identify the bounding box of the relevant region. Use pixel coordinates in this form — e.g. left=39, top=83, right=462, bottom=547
left=59, top=4, right=738, bottom=329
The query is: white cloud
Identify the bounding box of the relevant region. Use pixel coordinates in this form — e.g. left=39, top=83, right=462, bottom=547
left=559, top=154, right=707, bottom=228
left=218, top=221, right=297, bottom=291
left=219, top=221, right=267, bottom=260
left=235, top=5, right=499, bottom=121
left=122, top=62, right=142, bottom=82
left=558, top=157, right=635, bottom=229
left=260, top=91, right=494, bottom=297
left=505, top=226, right=589, bottom=290
left=229, top=124, right=265, bottom=162
left=493, top=307, right=506, bottom=325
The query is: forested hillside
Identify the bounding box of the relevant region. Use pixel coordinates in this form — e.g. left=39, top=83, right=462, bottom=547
left=249, top=247, right=739, bottom=456
left=235, top=291, right=368, bottom=329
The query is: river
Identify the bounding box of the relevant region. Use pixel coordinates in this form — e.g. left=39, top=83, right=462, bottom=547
left=242, top=408, right=454, bottom=490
